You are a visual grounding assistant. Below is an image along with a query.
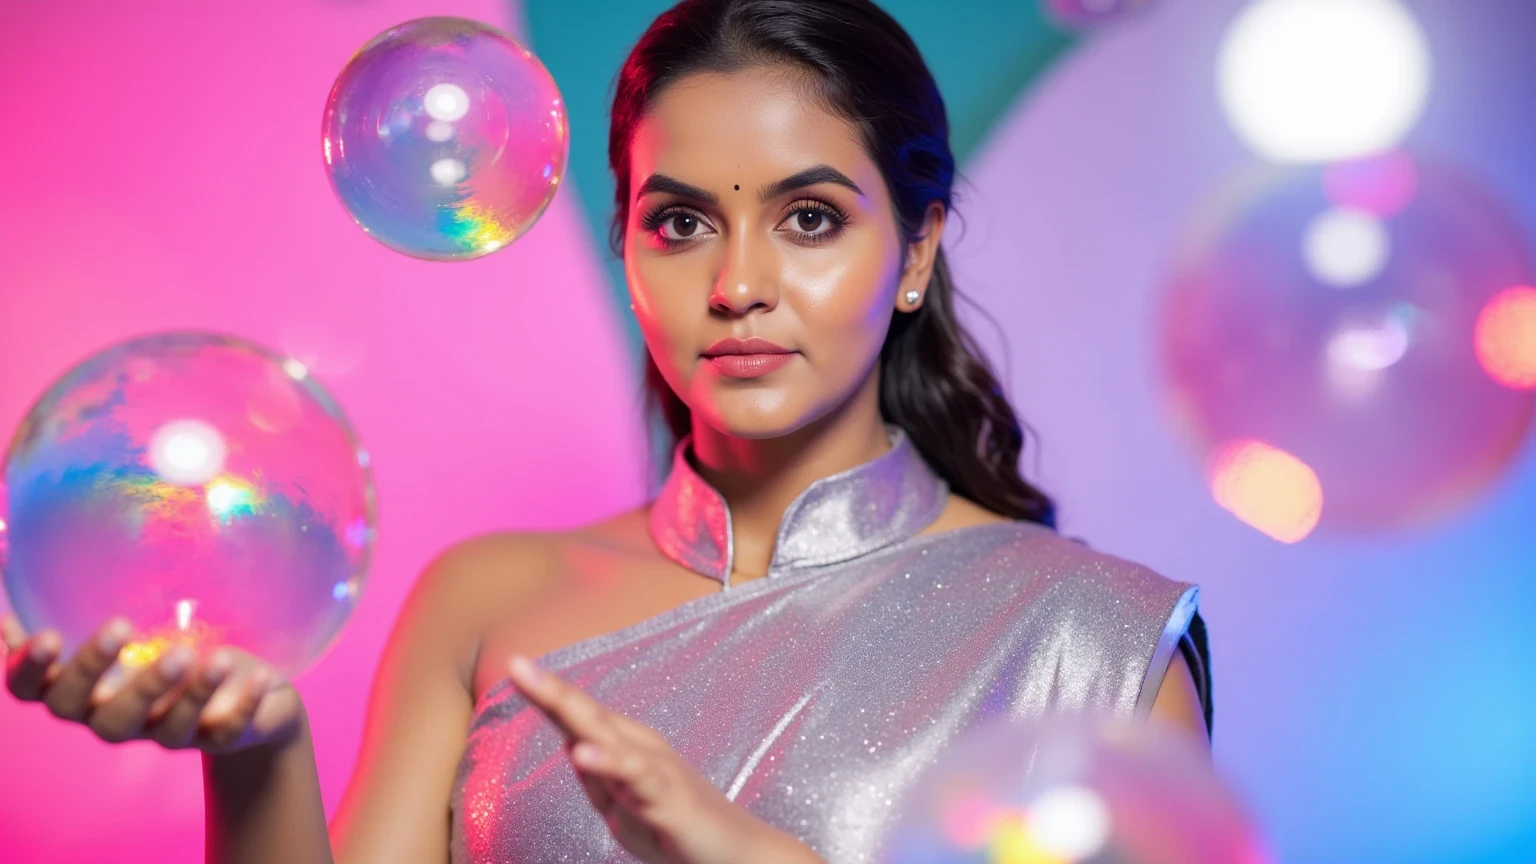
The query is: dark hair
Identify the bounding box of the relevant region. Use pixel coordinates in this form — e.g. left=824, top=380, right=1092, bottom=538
left=609, top=0, right=1056, bottom=528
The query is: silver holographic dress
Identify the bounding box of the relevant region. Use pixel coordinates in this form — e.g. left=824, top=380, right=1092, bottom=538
left=451, top=430, right=1205, bottom=863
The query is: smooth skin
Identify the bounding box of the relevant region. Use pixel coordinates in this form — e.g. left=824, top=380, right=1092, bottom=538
left=2, top=66, right=1207, bottom=864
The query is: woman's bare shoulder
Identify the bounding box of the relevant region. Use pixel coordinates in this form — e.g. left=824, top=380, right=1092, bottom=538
left=409, top=504, right=657, bottom=644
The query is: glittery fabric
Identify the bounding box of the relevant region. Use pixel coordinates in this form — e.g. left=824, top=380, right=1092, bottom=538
left=648, top=430, right=949, bottom=586
left=451, top=430, right=1199, bottom=863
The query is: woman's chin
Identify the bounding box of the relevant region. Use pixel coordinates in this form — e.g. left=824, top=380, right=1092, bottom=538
left=696, top=391, right=817, bottom=441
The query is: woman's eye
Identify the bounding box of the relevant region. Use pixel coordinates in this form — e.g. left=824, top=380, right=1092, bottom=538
left=794, top=210, right=827, bottom=234
left=662, top=213, right=701, bottom=240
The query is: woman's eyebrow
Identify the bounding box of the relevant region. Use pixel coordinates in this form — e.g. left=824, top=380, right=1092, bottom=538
left=759, top=165, right=863, bottom=200
left=635, top=165, right=864, bottom=205
left=635, top=174, right=718, bottom=205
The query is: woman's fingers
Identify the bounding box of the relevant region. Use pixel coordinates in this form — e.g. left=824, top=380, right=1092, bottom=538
left=142, top=650, right=233, bottom=748
left=509, top=656, right=620, bottom=747
left=5, top=629, right=60, bottom=701
left=1, top=615, right=26, bottom=653
left=85, top=643, right=194, bottom=743
left=41, top=620, right=132, bottom=721
left=197, top=665, right=271, bottom=752
left=574, top=741, right=677, bottom=812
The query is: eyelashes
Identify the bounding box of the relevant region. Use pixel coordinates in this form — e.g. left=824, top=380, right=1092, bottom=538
left=637, top=198, right=850, bottom=250
left=638, top=205, right=708, bottom=246
left=782, top=200, right=848, bottom=246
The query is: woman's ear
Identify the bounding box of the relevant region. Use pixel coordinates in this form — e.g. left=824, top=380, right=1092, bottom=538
left=896, top=202, right=946, bottom=312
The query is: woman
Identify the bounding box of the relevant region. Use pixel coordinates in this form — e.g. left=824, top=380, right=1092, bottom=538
left=3, top=1, right=1212, bottom=862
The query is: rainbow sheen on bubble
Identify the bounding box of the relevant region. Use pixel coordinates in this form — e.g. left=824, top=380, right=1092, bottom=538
left=0, top=333, right=376, bottom=677
left=878, top=718, right=1269, bottom=864
left=322, top=16, right=568, bottom=261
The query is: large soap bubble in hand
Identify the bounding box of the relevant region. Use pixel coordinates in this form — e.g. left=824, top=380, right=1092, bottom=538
left=322, top=17, right=568, bottom=261
left=0, top=333, right=376, bottom=677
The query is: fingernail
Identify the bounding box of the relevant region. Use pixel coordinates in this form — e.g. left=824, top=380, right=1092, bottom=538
left=99, top=621, right=131, bottom=654
left=510, top=655, right=543, bottom=685
left=204, top=688, right=236, bottom=718
left=572, top=742, right=602, bottom=766
left=93, top=663, right=127, bottom=702
left=159, top=646, right=193, bottom=679
left=203, top=656, right=232, bottom=687
left=30, top=635, right=58, bottom=663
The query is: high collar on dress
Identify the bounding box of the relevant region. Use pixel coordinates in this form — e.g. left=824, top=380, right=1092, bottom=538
left=647, top=427, right=949, bottom=588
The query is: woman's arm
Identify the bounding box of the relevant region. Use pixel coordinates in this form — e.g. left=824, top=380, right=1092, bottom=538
left=1149, top=651, right=1209, bottom=744
left=204, top=708, right=331, bottom=864
left=204, top=535, right=553, bottom=864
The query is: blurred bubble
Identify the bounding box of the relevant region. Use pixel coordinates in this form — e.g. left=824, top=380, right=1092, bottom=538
left=1161, top=156, right=1536, bottom=535
left=1217, top=0, right=1430, bottom=163
left=1043, top=0, right=1156, bottom=28
left=322, top=17, right=567, bottom=261
left=878, top=717, right=1268, bottom=864
left=0, top=332, right=376, bottom=677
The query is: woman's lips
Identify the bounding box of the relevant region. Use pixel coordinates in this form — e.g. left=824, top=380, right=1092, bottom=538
left=705, top=353, right=795, bottom=378
left=702, top=336, right=796, bottom=379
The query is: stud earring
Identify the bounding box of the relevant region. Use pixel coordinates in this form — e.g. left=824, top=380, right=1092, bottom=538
left=904, top=289, right=921, bottom=306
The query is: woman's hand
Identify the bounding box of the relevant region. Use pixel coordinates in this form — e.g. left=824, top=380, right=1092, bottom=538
left=507, top=655, right=826, bottom=864
left=3, top=615, right=303, bottom=755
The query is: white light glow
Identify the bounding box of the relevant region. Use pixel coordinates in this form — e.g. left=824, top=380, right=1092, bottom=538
left=1327, top=315, right=1412, bottom=372
left=423, top=83, right=470, bottom=122
left=430, top=157, right=467, bottom=186
left=176, top=598, right=196, bottom=631
left=206, top=481, right=240, bottom=513
left=1028, top=785, right=1110, bottom=860
left=1217, top=0, right=1430, bottom=163
left=149, top=420, right=226, bottom=486
left=1302, top=208, right=1390, bottom=287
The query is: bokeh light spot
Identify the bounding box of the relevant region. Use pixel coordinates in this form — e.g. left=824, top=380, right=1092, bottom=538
left=1207, top=440, right=1323, bottom=543
left=1302, top=208, right=1390, bottom=287
left=1029, top=785, right=1111, bottom=860
left=1217, top=0, right=1430, bottom=162
left=1475, top=285, right=1536, bottom=389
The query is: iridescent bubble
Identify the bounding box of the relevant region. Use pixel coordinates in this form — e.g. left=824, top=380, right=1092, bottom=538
left=322, top=17, right=568, bottom=261
left=1043, top=0, right=1157, bottom=28
left=0, top=332, right=376, bottom=677
left=877, top=717, right=1268, bottom=864
left=1160, top=156, right=1536, bottom=536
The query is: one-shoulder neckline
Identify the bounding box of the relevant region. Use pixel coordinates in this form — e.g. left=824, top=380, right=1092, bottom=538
left=469, top=520, right=1052, bottom=717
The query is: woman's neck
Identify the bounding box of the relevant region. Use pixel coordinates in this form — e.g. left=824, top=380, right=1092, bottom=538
left=689, top=399, right=891, bottom=583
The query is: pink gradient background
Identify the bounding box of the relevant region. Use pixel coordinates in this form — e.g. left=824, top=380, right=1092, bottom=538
left=3, top=1, right=1535, bottom=862
left=0, top=2, right=645, bottom=861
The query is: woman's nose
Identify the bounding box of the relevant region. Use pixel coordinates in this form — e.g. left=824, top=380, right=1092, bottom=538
left=708, top=233, right=779, bottom=315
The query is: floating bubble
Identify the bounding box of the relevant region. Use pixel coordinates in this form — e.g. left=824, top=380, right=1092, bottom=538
left=322, top=17, right=568, bottom=261
left=1160, top=156, right=1536, bottom=535
left=878, top=716, right=1269, bottom=864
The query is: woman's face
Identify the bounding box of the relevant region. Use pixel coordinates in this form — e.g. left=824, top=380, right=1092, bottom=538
left=624, top=67, right=938, bottom=440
